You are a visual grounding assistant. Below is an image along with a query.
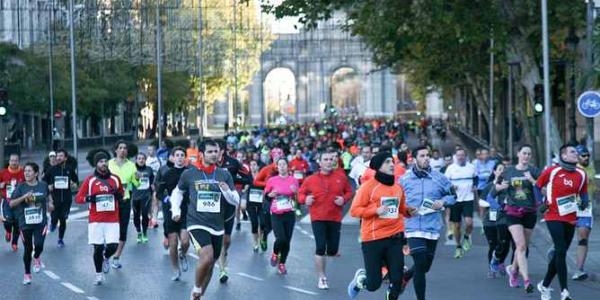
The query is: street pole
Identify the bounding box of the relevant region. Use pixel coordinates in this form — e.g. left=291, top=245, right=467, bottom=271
left=541, top=0, right=552, bottom=166
left=197, top=0, right=204, bottom=138
left=259, top=9, right=265, bottom=127
left=68, top=0, right=78, bottom=171
left=508, top=63, right=514, bottom=159
left=156, top=0, right=163, bottom=146
left=233, top=0, right=238, bottom=128
left=489, top=37, right=494, bottom=147
left=48, top=0, right=55, bottom=149
left=586, top=0, right=595, bottom=158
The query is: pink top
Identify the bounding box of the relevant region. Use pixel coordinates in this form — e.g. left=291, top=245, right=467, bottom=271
left=264, top=175, right=299, bottom=214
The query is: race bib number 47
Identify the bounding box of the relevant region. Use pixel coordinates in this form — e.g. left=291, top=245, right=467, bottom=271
left=96, top=194, right=116, bottom=212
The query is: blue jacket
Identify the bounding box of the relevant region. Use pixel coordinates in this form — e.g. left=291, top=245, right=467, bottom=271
left=400, top=169, right=456, bottom=236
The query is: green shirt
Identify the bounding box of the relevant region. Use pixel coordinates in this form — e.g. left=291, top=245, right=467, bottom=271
left=109, top=158, right=139, bottom=200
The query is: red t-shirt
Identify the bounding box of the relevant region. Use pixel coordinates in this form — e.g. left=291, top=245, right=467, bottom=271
left=0, top=167, right=25, bottom=200
left=75, top=173, right=124, bottom=223
left=536, top=165, right=587, bottom=224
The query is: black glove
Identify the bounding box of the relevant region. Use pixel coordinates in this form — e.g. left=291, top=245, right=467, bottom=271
left=538, top=203, right=548, bottom=215
left=578, top=201, right=588, bottom=212
left=85, top=195, right=97, bottom=203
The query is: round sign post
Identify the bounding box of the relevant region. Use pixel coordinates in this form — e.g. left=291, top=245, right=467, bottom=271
left=577, top=91, right=600, bottom=118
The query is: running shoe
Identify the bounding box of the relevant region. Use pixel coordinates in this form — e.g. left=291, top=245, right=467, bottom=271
left=11, top=243, right=18, bottom=252
left=49, top=223, right=57, bottom=233
left=446, top=230, right=453, bottom=241
left=33, top=258, right=44, bottom=273
left=537, top=281, right=552, bottom=300
left=498, top=263, right=507, bottom=277
left=524, top=280, right=534, bottom=293
left=136, top=233, right=143, bottom=244
left=102, top=258, right=110, bottom=274
left=219, top=270, right=229, bottom=283
left=235, top=222, right=241, bottom=231
left=572, top=270, right=588, bottom=281
left=141, top=234, right=149, bottom=244
left=172, top=269, right=181, bottom=281
left=454, top=247, right=464, bottom=259
left=57, top=239, right=65, bottom=248
left=253, top=243, right=259, bottom=253
left=506, top=265, right=520, bottom=288
left=179, top=252, right=189, bottom=272
left=260, top=239, right=267, bottom=252
left=23, top=274, right=32, bottom=285
left=277, top=263, right=287, bottom=275
left=94, top=273, right=104, bottom=285
left=347, top=268, right=366, bottom=299
left=560, top=289, right=572, bottom=300
left=270, top=253, right=278, bottom=267
left=4, top=231, right=10, bottom=243
left=462, top=235, right=472, bottom=252
left=111, top=257, right=122, bottom=269
left=318, top=277, right=329, bottom=290
left=489, top=253, right=500, bottom=272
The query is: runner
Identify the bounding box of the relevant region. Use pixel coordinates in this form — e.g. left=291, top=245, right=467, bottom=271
left=474, top=148, right=496, bottom=220
left=169, top=139, right=239, bottom=300
left=264, top=158, right=299, bottom=275
left=573, top=145, right=594, bottom=281
left=131, top=152, right=154, bottom=244
left=234, top=150, right=251, bottom=232
left=75, top=149, right=124, bottom=285
left=444, top=148, right=477, bottom=258
left=400, top=146, right=456, bottom=300
left=253, top=148, right=284, bottom=252
left=430, top=149, right=445, bottom=173
left=9, top=162, right=52, bottom=285
left=243, top=159, right=265, bottom=252
left=289, top=149, right=310, bottom=184
left=536, top=143, right=587, bottom=300
left=146, top=145, right=162, bottom=229
left=43, top=149, right=78, bottom=247
left=155, top=147, right=189, bottom=281
left=497, top=144, right=540, bottom=292
left=349, top=146, right=372, bottom=187
left=347, top=152, right=416, bottom=300
left=187, top=139, right=201, bottom=166
left=0, top=153, right=25, bottom=251
left=299, top=149, right=353, bottom=288
left=108, top=140, right=140, bottom=269
left=483, top=163, right=511, bottom=278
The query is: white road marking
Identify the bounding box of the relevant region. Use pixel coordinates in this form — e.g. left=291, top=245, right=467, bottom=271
left=67, top=210, right=89, bottom=220
left=283, top=285, right=319, bottom=295
left=236, top=272, right=264, bottom=281
left=87, top=297, right=100, bottom=300
left=43, top=270, right=60, bottom=280
left=61, top=282, right=85, bottom=294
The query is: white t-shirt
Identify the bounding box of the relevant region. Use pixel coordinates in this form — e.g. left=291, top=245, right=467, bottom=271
left=444, top=163, right=476, bottom=202
left=349, top=160, right=370, bottom=185
left=430, top=158, right=445, bottom=172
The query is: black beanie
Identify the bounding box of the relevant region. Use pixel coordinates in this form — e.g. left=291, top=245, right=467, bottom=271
left=93, top=151, right=109, bottom=165
left=369, top=151, right=393, bottom=171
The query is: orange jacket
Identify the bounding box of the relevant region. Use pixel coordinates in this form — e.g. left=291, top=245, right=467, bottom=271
left=253, top=164, right=278, bottom=188
left=350, top=179, right=408, bottom=242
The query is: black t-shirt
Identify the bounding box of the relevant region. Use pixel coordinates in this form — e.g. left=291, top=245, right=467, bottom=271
left=43, top=163, right=78, bottom=202
left=11, top=181, right=49, bottom=230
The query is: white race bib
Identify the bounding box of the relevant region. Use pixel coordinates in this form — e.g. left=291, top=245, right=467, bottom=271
left=557, top=194, right=577, bottom=216
left=275, top=196, right=293, bottom=211
left=95, top=194, right=116, bottom=212
left=54, top=176, right=69, bottom=189
left=139, top=177, right=150, bottom=190
left=293, top=171, right=304, bottom=180
left=418, top=198, right=436, bottom=216
left=248, top=189, right=263, bottom=203
left=380, top=197, right=399, bottom=219
left=489, top=210, right=498, bottom=222
left=6, top=184, right=15, bottom=199
left=196, top=191, right=221, bottom=213
left=24, top=207, right=43, bottom=225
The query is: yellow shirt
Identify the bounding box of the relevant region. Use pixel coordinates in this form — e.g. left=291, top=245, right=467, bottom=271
left=108, top=158, right=139, bottom=200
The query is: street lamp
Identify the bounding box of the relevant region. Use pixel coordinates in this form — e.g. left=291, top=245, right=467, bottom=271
left=565, top=28, right=579, bottom=143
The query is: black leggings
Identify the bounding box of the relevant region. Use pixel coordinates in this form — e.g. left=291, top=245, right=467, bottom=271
left=247, top=202, right=264, bottom=235
left=483, top=224, right=511, bottom=264
left=311, top=221, right=341, bottom=256
left=261, top=207, right=272, bottom=242
left=132, top=198, right=151, bottom=235
left=118, top=200, right=131, bottom=242
left=361, top=234, right=405, bottom=300
left=4, top=221, right=19, bottom=245
left=22, top=227, right=46, bottom=274
left=50, top=198, right=72, bottom=239
left=93, top=243, right=118, bottom=273
left=271, top=212, right=295, bottom=264
left=543, top=221, right=575, bottom=291
left=406, top=238, right=437, bottom=300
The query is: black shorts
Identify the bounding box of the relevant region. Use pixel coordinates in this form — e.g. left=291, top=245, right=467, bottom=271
left=189, top=229, right=223, bottom=261
left=311, top=221, right=341, bottom=256
left=450, top=201, right=474, bottom=223
left=223, top=203, right=236, bottom=235
left=163, top=205, right=187, bottom=235
left=506, top=212, right=537, bottom=229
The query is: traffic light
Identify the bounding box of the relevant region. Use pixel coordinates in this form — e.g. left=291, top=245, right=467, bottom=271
left=0, top=89, right=8, bottom=117
left=533, top=84, right=544, bottom=114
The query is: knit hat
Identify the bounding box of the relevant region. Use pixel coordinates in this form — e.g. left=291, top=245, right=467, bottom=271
left=86, top=149, right=111, bottom=167
left=369, top=151, right=393, bottom=171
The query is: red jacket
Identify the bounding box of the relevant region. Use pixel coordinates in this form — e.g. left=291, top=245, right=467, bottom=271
left=298, top=171, right=353, bottom=222
left=75, top=173, right=124, bottom=223
left=253, top=164, right=278, bottom=188
left=0, top=167, right=25, bottom=200
left=289, top=157, right=310, bottom=183
left=537, top=165, right=587, bottom=224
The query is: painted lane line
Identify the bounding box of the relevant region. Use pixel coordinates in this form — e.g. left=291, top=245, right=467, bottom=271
left=236, top=272, right=264, bottom=281
left=43, top=270, right=61, bottom=280
left=61, top=282, right=85, bottom=294
left=87, top=297, right=100, bottom=300
left=283, top=285, right=318, bottom=296
left=67, top=210, right=90, bottom=220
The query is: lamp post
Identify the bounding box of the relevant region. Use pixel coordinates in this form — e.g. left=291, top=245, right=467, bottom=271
left=565, top=28, right=580, bottom=143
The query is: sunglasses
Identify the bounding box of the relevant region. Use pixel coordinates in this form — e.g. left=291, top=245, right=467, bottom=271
left=580, top=154, right=590, bottom=158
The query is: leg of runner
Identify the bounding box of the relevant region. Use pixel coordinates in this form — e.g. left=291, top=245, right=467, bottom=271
left=168, top=232, right=181, bottom=280
left=573, top=221, right=591, bottom=280
left=540, top=221, right=576, bottom=298
left=450, top=203, right=463, bottom=258
left=235, top=205, right=242, bottom=232
left=462, top=201, right=474, bottom=252
left=92, top=243, right=118, bottom=285
left=508, top=224, right=532, bottom=290
left=271, top=212, right=295, bottom=274
left=260, top=208, right=271, bottom=252
left=49, top=200, right=60, bottom=233
left=56, top=199, right=71, bottom=247
left=112, top=200, right=132, bottom=269
left=7, top=220, right=19, bottom=251
left=133, top=199, right=143, bottom=243
left=247, top=202, right=261, bottom=252
left=494, top=224, right=511, bottom=275
left=21, top=229, right=34, bottom=284
left=150, top=194, right=159, bottom=229
left=444, top=209, right=453, bottom=241
left=141, top=197, right=151, bottom=242
left=218, top=208, right=235, bottom=283
left=406, top=238, right=438, bottom=300
left=162, top=200, right=170, bottom=250
left=483, top=225, right=499, bottom=276
left=189, top=229, right=223, bottom=300
left=179, top=229, right=190, bottom=272
left=312, top=221, right=341, bottom=289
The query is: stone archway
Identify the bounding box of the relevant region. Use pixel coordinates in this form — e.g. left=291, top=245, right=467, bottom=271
left=263, top=67, right=297, bottom=124
left=330, top=67, right=361, bottom=115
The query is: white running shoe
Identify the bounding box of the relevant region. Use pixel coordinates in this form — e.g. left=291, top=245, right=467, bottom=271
left=560, top=289, right=572, bottom=300
left=33, top=258, right=44, bottom=273
left=23, top=274, right=32, bottom=285
left=537, top=281, right=552, bottom=300
left=317, top=277, right=329, bottom=290
left=94, top=273, right=104, bottom=285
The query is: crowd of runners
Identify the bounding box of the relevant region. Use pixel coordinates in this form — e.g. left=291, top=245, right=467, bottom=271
left=0, top=117, right=595, bottom=300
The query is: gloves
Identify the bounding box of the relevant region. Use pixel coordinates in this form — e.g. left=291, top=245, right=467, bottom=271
left=538, top=203, right=548, bottom=215
left=85, top=195, right=97, bottom=203
left=578, top=201, right=588, bottom=212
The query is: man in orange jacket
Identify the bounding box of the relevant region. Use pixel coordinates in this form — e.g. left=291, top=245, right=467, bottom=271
left=347, top=152, right=416, bottom=300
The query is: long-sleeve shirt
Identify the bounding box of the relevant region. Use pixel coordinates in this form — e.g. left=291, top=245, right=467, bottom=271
left=253, top=163, right=277, bottom=188
left=298, top=171, right=353, bottom=222
left=75, top=173, right=124, bottom=223
left=536, top=165, right=588, bottom=224
left=108, top=158, right=139, bottom=200
left=0, top=167, right=25, bottom=200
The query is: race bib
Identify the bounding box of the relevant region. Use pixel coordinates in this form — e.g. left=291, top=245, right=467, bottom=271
left=275, top=196, right=293, bottom=211
left=6, top=184, right=15, bottom=199
left=489, top=210, right=498, bottom=222
left=196, top=191, right=221, bottom=213
left=248, top=189, right=263, bottom=203
left=418, top=198, right=437, bottom=216
left=138, top=177, right=150, bottom=190
left=54, top=176, right=69, bottom=189
left=557, top=194, right=577, bottom=216
left=96, top=194, right=115, bottom=212
left=24, top=207, right=43, bottom=225
left=380, top=197, right=399, bottom=219
left=293, top=171, right=304, bottom=180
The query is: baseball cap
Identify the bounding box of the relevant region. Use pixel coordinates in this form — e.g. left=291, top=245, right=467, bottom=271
left=576, top=145, right=589, bottom=155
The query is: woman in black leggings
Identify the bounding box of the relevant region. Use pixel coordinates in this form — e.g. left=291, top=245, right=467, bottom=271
left=245, top=160, right=266, bottom=252
left=484, top=163, right=511, bottom=277
left=131, top=153, right=154, bottom=243
left=9, top=162, right=52, bottom=285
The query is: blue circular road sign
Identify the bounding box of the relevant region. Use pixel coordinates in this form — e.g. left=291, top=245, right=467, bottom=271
left=577, top=91, right=600, bottom=118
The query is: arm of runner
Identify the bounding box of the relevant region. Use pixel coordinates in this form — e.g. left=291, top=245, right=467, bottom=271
left=439, top=175, right=457, bottom=206
left=75, top=178, right=89, bottom=204
left=350, top=185, right=378, bottom=218
left=297, top=178, right=309, bottom=205
left=220, top=174, right=240, bottom=206
left=169, top=186, right=183, bottom=218
left=342, top=178, right=353, bottom=204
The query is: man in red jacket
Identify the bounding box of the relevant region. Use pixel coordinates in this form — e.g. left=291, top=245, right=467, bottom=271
left=0, top=153, right=25, bottom=251
left=75, top=150, right=124, bottom=286
left=298, top=150, right=353, bottom=290
left=289, top=149, right=310, bottom=184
